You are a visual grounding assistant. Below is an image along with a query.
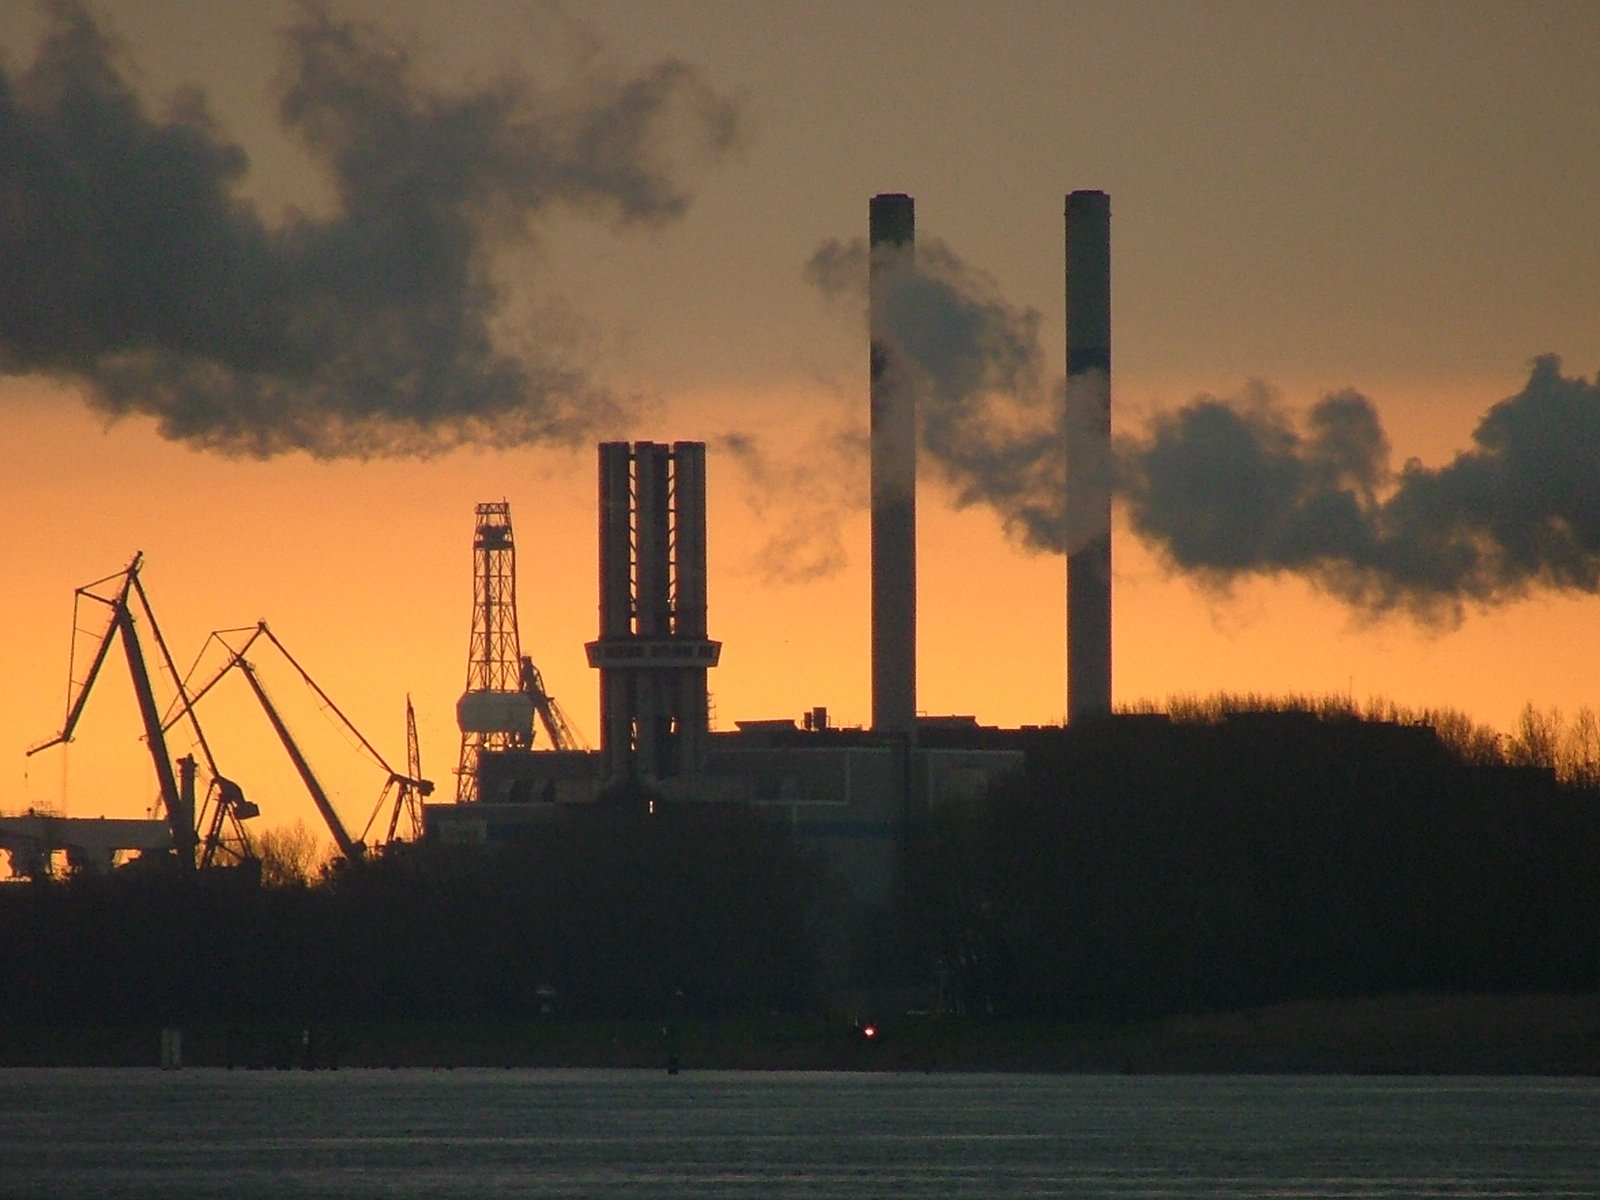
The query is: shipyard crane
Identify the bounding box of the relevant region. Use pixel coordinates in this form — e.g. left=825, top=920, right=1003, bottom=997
left=522, top=656, right=589, bottom=752
left=28, top=553, right=257, bottom=870
left=163, top=678, right=260, bottom=871
left=236, top=654, right=364, bottom=863
left=172, top=622, right=430, bottom=862
left=362, top=697, right=431, bottom=847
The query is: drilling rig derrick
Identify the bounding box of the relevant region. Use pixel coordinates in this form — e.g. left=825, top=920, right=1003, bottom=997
left=455, top=502, right=534, bottom=801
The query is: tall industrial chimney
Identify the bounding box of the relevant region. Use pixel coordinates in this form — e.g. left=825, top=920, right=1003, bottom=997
left=870, top=193, right=916, bottom=734
left=1065, top=190, right=1112, bottom=722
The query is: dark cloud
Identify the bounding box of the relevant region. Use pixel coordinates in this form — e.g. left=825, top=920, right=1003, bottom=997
left=0, top=0, right=738, bottom=457
left=1121, top=356, right=1600, bottom=621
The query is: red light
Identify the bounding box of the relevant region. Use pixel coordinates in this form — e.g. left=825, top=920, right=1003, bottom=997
left=862, top=1025, right=877, bottom=1039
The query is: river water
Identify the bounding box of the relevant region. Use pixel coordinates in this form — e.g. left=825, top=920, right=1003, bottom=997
left=1, top=1069, right=1594, bottom=1197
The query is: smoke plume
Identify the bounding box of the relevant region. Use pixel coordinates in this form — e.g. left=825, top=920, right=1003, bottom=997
left=717, top=421, right=869, bottom=585
left=0, top=1, right=738, bottom=457
left=807, top=234, right=1071, bottom=551
left=1121, top=356, right=1600, bottom=621
left=808, top=231, right=1600, bottom=621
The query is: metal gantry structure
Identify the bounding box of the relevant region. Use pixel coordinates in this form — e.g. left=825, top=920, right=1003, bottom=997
left=27, top=553, right=258, bottom=870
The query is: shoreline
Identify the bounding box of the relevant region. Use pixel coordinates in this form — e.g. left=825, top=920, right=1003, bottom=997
left=4, top=992, right=1597, bottom=1075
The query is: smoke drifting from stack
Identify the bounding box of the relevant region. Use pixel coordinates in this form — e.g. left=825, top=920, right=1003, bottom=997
left=806, top=233, right=1085, bottom=551
left=808, top=232, right=1600, bottom=623
left=1121, top=355, right=1600, bottom=621
left=0, top=1, right=738, bottom=458
left=716, top=424, right=868, bottom=584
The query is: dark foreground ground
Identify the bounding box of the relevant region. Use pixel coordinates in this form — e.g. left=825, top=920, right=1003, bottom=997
left=5, top=993, right=1598, bottom=1074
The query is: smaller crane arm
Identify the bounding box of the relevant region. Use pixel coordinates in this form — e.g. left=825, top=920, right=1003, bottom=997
left=236, top=658, right=364, bottom=864
left=27, top=558, right=138, bottom=757
left=521, top=656, right=589, bottom=751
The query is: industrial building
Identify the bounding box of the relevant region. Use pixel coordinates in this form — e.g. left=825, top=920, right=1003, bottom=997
left=0, top=811, right=172, bottom=879
left=8, top=190, right=1106, bottom=893
left=423, top=191, right=1113, bottom=900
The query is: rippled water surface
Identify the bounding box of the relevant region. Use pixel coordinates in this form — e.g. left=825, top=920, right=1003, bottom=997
left=2, top=1069, right=1595, bottom=1198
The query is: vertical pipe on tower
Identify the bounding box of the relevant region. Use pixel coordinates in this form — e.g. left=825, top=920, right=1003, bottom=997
left=1065, top=190, right=1112, bottom=722
left=672, top=441, right=711, bottom=762
left=634, top=442, right=671, bottom=774
left=672, top=441, right=708, bottom=639
left=598, top=443, right=633, bottom=639
left=634, top=443, right=672, bottom=638
left=869, top=193, right=917, bottom=734
left=598, top=442, right=634, bottom=778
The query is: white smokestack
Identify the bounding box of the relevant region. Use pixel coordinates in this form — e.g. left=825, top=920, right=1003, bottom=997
left=870, top=193, right=917, bottom=734
left=1065, top=190, right=1112, bottom=721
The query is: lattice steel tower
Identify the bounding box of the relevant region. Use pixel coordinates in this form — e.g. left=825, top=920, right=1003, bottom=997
left=455, top=501, right=534, bottom=801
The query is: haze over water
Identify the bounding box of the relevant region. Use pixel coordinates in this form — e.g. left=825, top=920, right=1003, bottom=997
left=2, top=1068, right=1595, bottom=1198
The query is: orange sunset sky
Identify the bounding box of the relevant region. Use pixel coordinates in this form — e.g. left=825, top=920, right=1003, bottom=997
left=3, top=1, right=1598, bottom=858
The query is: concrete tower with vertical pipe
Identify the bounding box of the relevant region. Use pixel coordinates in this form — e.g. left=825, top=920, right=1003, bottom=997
left=870, top=193, right=917, bottom=734
left=1065, top=190, right=1113, bottom=721
left=587, top=441, right=720, bottom=785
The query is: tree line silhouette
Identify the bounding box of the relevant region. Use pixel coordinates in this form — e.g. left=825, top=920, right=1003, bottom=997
left=0, top=805, right=822, bottom=1027
left=908, top=705, right=1600, bottom=1019
left=3, top=697, right=1597, bottom=1031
